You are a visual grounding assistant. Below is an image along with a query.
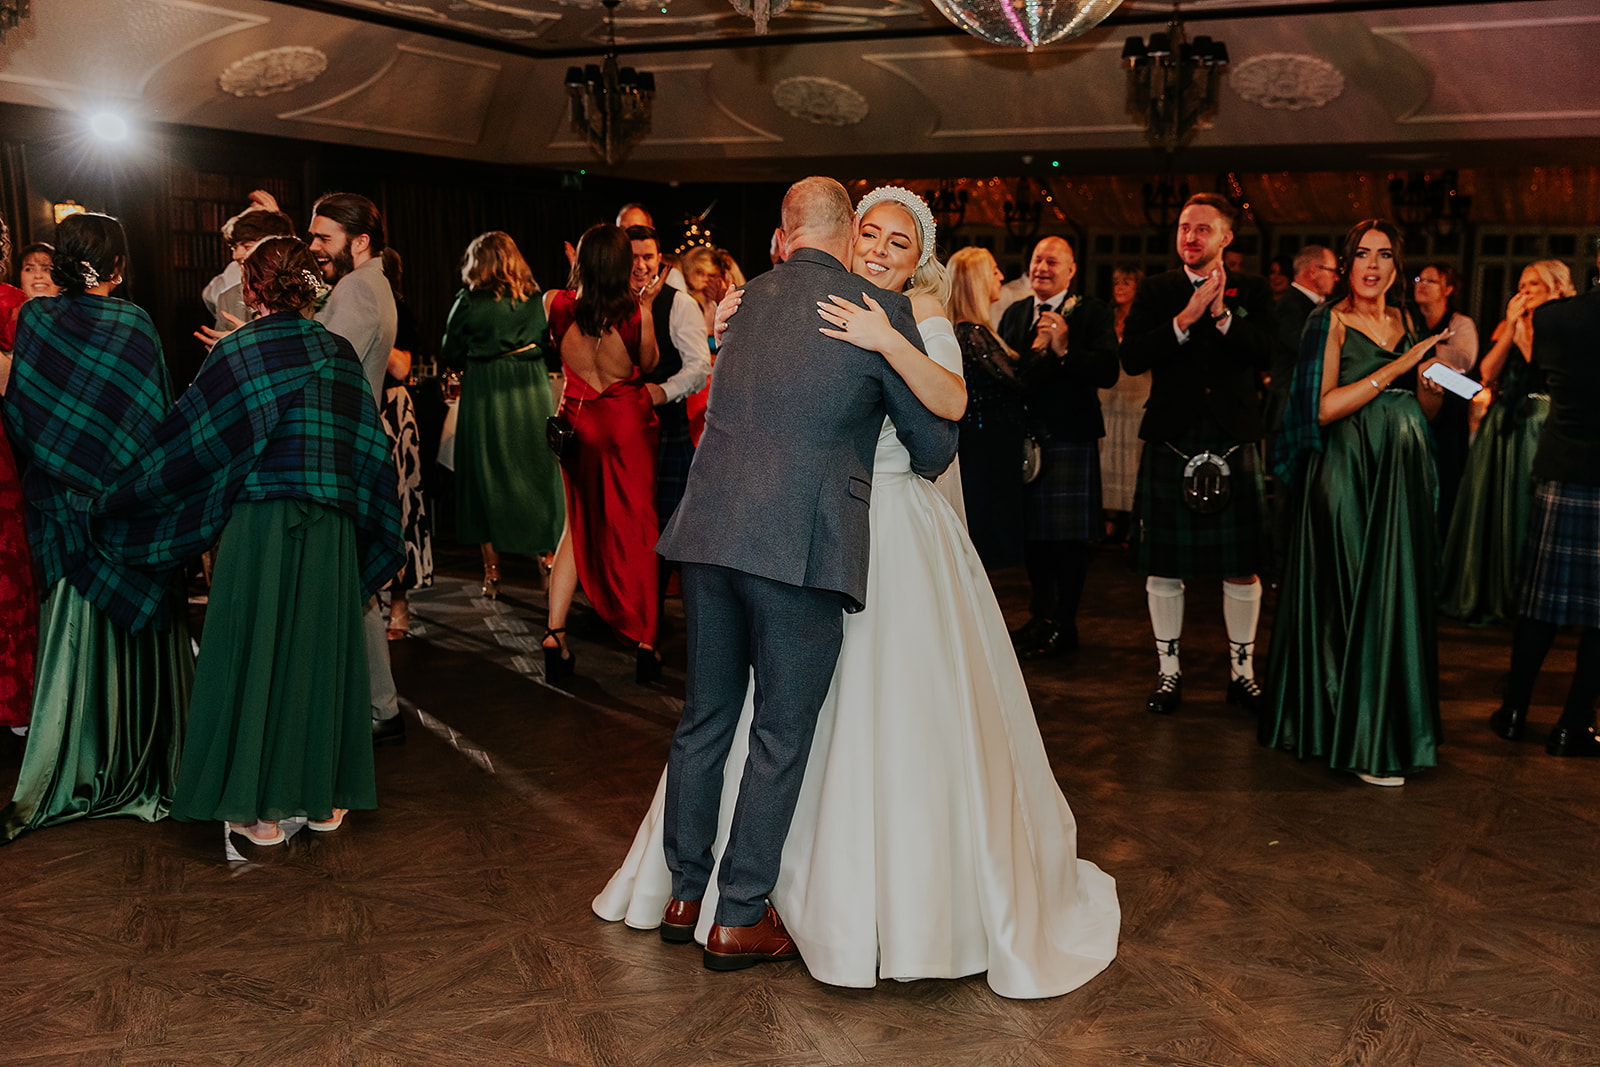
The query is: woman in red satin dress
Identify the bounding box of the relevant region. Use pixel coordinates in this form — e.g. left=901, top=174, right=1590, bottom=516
left=542, top=224, right=663, bottom=684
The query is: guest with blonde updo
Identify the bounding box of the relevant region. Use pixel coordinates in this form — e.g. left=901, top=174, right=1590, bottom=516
left=1440, top=259, right=1575, bottom=624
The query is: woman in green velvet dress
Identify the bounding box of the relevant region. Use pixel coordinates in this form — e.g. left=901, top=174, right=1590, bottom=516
left=93, top=238, right=402, bottom=846
left=1438, top=260, right=1573, bottom=624
left=0, top=213, right=194, bottom=842
left=442, top=231, right=564, bottom=597
left=1264, top=219, right=1448, bottom=787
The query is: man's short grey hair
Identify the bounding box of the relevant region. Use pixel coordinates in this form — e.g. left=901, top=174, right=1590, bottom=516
left=781, top=177, right=853, bottom=242
left=1293, top=244, right=1331, bottom=275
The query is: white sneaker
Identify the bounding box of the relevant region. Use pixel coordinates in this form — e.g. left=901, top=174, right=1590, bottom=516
left=1357, top=773, right=1405, bottom=787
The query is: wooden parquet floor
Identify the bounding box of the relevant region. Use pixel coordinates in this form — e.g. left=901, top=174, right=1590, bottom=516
left=2, top=544, right=1598, bottom=1066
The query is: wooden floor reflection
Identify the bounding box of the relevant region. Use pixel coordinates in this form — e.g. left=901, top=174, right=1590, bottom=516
left=2, top=545, right=1597, bottom=1066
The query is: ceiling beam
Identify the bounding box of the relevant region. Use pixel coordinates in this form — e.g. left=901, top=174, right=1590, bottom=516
left=264, top=0, right=1575, bottom=60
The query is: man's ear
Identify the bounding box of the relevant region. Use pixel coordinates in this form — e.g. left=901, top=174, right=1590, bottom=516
left=775, top=228, right=790, bottom=260
left=351, top=232, right=371, bottom=259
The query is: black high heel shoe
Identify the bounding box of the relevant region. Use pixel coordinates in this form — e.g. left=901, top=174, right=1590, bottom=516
left=544, top=627, right=575, bottom=684
left=636, top=647, right=662, bottom=684
left=1489, top=704, right=1527, bottom=741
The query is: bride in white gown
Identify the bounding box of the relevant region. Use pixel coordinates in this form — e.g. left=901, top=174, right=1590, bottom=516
left=593, top=186, right=1119, bottom=1000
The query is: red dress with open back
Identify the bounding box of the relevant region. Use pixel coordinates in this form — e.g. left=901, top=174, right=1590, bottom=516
left=0, top=422, right=37, bottom=728
left=548, top=291, right=660, bottom=647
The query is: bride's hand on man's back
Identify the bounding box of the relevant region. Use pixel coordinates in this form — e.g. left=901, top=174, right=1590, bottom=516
left=816, top=293, right=899, bottom=354
left=712, top=287, right=743, bottom=343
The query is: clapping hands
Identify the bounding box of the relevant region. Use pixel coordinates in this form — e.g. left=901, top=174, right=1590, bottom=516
left=1033, top=309, right=1069, bottom=355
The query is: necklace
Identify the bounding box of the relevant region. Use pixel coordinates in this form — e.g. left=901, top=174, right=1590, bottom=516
left=1341, top=306, right=1400, bottom=348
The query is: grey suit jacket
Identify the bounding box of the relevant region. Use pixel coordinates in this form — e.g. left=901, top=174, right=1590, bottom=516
left=316, top=256, right=398, bottom=409
left=657, top=247, right=959, bottom=611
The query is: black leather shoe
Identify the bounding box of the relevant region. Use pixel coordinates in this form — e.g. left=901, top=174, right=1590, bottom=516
left=1226, top=676, right=1266, bottom=715
left=1018, top=620, right=1068, bottom=661
left=1546, top=724, right=1600, bottom=758
left=636, top=647, right=662, bottom=684
left=1489, top=704, right=1528, bottom=741
left=1010, top=617, right=1046, bottom=651
left=1146, top=673, right=1182, bottom=714
left=372, top=714, right=406, bottom=747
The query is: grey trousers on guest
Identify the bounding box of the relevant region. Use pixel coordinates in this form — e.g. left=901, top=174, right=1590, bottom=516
left=664, top=562, right=844, bottom=927
left=364, top=596, right=399, bottom=721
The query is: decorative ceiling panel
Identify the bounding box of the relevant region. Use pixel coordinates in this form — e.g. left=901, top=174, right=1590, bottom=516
left=0, top=0, right=265, bottom=101
left=278, top=43, right=501, bottom=143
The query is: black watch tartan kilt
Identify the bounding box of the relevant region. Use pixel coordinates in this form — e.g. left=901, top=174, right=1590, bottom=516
left=1515, top=479, right=1600, bottom=628
left=1134, top=437, right=1269, bottom=579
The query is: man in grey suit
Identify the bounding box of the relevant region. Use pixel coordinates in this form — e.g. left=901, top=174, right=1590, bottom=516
left=309, top=192, right=404, bottom=748
left=656, top=177, right=959, bottom=970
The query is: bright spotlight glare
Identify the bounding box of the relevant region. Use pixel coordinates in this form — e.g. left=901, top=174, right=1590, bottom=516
left=89, top=112, right=129, bottom=142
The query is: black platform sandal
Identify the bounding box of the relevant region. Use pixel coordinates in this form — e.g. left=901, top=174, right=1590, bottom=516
left=544, top=627, right=575, bottom=684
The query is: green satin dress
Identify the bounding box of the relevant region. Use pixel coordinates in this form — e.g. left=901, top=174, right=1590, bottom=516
left=1437, top=355, right=1549, bottom=624
left=1263, top=325, right=1442, bottom=779
left=1, top=582, right=193, bottom=841
left=172, top=500, right=375, bottom=823
left=443, top=289, right=565, bottom=555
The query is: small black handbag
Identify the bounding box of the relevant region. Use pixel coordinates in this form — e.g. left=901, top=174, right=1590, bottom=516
left=546, top=412, right=577, bottom=459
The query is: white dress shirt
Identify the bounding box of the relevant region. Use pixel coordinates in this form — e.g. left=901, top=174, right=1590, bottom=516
left=660, top=288, right=712, bottom=403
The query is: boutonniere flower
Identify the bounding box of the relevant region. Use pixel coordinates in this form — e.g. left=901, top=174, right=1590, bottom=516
left=1062, top=295, right=1079, bottom=318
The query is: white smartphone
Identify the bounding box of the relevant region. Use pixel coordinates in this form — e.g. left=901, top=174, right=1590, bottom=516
left=1422, top=361, right=1483, bottom=400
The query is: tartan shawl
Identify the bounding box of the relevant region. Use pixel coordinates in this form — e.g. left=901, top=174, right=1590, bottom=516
left=1, top=294, right=181, bottom=630
left=1275, top=303, right=1334, bottom=488
left=94, top=311, right=403, bottom=625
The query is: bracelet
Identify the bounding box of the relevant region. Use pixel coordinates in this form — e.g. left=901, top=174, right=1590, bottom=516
left=1369, top=377, right=1382, bottom=390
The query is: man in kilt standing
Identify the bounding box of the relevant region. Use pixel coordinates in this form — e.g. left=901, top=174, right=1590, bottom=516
left=1121, top=193, right=1274, bottom=714
left=999, top=236, right=1120, bottom=659
left=1489, top=247, right=1600, bottom=758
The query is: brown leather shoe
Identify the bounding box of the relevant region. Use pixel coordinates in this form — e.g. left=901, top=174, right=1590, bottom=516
left=703, top=903, right=801, bottom=971
left=660, top=898, right=700, bottom=944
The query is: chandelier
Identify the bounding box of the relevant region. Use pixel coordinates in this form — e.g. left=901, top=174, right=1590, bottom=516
left=929, top=180, right=969, bottom=232
left=1389, top=171, right=1472, bottom=236
left=1004, top=178, right=1043, bottom=240
left=1122, top=8, right=1229, bottom=153
left=564, top=0, right=655, bottom=166
left=0, top=0, right=27, bottom=46
left=928, top=0, right=1122, bottom=52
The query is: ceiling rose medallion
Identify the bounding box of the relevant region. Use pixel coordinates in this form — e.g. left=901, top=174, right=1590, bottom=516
left=772, top=77, right=868, bottom=127
left=218, top=46, right=329, bottom=98
left=1230, top=53, right=1344, bottom=111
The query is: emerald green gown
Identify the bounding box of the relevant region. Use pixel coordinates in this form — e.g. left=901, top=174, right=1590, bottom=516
left=443, top=289, right=565, bottom=555
left=1437, top=355, right=1549, bottom=624
left=1264, top=325, right=1442, bottom=779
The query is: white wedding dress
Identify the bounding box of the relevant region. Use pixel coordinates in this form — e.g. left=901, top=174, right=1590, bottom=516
left=593, top=317, right=1120, bottom=999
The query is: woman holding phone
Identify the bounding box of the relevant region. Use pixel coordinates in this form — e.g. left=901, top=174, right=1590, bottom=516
left=1263, top=219, right=1448, bottom=787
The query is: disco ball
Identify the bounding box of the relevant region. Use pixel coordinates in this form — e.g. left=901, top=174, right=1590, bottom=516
left=929, top=0, right=1123, bottom=51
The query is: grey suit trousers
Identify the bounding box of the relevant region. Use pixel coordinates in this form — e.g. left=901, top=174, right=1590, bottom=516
left=664, top=563, right=844, bottom=927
